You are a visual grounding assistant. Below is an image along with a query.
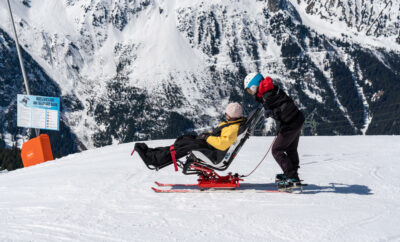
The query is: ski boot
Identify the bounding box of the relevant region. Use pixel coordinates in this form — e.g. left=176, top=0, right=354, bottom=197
left=277, top=177, right=303, bottom=192
left=275, top=174, right=287, bottom=183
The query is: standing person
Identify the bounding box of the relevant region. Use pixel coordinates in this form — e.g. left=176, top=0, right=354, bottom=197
left=134, top=103, right=245, bottom=170
left=243, top=72, right=305, bottom=187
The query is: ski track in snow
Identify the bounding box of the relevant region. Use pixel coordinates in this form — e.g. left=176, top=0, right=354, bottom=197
left=1, top=136, right=400, bottom=241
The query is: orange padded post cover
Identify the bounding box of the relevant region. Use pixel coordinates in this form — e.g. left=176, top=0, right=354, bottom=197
left=21, top=134, right=54, bottom=167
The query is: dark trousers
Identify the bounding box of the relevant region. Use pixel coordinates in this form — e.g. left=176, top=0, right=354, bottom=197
left=272, top=122, right=303, bottom=179
left=135, top=135, right=211, bottom=169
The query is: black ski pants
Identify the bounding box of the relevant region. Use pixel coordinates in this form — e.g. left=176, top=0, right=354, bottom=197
left=135, top=135, right=212, bottom=169
left=272, top=121, right=303, bottom=179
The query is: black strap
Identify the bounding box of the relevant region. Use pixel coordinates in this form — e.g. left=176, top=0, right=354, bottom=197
left=210, top=119, right=245, bottom=136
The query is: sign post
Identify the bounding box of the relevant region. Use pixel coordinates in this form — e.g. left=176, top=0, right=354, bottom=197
left=17, top=94, right=60, bottom=131
left=7, top=0, right=40, bottom=136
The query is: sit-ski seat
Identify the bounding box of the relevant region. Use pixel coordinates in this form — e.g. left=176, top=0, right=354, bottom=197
left=182, top=107, right=264, bottom=174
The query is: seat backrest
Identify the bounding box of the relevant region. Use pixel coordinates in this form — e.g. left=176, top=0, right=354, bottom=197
left=191, top=107, right=264, bottom=170
left=218, top=108, right=263, bottom=163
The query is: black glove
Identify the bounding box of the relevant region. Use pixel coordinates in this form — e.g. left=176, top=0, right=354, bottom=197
left=197, top=133, right=210, bottom=140
left=272, top=108, right=280, bottom=120
left=264, top=109, right=273, bottom=118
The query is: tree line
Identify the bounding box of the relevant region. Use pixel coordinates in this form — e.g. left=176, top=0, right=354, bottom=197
left=0, top=147, right=23, bottom=171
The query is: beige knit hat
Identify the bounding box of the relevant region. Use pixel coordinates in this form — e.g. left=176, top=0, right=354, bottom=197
left=225, top=102, right=243, bottom=119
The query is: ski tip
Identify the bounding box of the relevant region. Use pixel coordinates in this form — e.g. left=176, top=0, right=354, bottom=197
left=151, top=187, right=162, bottom=192
left=152, top=187, right=190, bottom=193
left=154, top=181, right=174, bottom=187
left=154, top=181, right=172, bottom=187
left=152, top=187, right=180, bottom=193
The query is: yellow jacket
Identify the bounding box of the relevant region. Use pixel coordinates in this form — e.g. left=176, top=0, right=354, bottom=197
left=206, top=118, right=245, bottom=151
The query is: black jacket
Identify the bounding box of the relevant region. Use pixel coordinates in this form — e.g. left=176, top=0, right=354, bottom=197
left=256, top=86, right=304, bottom=132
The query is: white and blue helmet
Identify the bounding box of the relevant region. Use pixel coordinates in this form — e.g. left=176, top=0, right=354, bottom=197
left=244, top=72, right=264, bottom=93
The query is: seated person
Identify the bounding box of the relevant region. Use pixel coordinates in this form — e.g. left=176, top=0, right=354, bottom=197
left=134, top=102, right=245, bottom=169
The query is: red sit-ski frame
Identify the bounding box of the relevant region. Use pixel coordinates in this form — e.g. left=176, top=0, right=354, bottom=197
left=189, top=162, right=243, bottom=189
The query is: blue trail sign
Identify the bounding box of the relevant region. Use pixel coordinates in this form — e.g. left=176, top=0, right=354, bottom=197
left=17, top=94, right=60, bottom=131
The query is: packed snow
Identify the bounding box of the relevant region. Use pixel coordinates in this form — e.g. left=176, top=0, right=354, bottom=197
left=1, top=136, right=400, bottom=241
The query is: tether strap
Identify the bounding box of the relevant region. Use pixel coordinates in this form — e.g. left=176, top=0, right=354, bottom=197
left=241, top=135, right=278, bottom=178
left=170, top=145, right=178, bottom=172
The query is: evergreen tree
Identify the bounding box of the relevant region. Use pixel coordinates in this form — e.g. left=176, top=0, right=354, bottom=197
left=0, top=147, right=23, bottom=171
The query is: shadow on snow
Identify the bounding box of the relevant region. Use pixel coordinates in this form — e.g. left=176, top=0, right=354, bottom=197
left=302, top=183, right=373, bottom=195
left=237, top=183, right=373, bottom=195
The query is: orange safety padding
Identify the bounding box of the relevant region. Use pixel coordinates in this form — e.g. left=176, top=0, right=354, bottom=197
left=21, top=134, right=54, bottom=167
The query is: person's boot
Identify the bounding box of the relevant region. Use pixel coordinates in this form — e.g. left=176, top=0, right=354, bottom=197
left=277, top=176, right=301, bottom=189
left=275, top=174, right=287, bottom=183
left=134, top=143, right=154, bottom=168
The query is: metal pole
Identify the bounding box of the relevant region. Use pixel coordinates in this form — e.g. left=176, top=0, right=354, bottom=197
left=6, top=0, right=39, bottom=137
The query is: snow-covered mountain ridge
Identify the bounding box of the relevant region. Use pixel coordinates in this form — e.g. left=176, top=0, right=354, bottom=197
left=296, top=0, right=400, bottom=42
left=0, top=0, right=400, bottom=154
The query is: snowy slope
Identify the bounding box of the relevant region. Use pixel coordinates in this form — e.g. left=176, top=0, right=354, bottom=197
left=1, top=136, right=400, bottom=241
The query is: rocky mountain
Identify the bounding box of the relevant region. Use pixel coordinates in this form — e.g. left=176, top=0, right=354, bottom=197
left=0, top=28, right=84, bottom=155
left=0, top=0, right=399, bottom=155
